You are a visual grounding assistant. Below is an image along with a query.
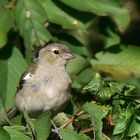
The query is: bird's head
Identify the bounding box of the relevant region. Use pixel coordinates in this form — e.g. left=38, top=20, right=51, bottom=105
left=35, top=43, right=75, bottom=66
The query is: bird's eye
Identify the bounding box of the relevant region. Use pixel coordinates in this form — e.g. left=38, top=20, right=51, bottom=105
left=53, top=50, right=59, bottom=54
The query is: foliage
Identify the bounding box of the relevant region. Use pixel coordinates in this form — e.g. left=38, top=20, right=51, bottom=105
left=0, top=0, right=140, bottom=139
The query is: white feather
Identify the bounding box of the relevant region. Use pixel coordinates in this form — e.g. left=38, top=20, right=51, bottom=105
left=23, top=73, right=32, bottom=80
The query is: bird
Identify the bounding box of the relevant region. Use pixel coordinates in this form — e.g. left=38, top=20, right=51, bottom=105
left=15, top=43, right=75, bottom=117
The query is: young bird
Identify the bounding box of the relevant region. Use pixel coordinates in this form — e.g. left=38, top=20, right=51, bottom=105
left=15, top=43, right=75, bottom=117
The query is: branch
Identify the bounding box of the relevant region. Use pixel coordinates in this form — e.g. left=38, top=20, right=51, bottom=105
left=80, top=127, right=94, bottom=134
left=60, top=111, right=84, bottom=128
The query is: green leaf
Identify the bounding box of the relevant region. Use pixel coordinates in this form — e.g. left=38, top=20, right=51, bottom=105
left=0, top=46, right=27, bottom=109
left=59, top=40, right=89, bottom=56
left=60, top=0, right=130, bottom=31
left=10, top=114, right=23, bottom=126
left=76, top=68, right=94, bottom=84
left=113, top=106, right=132, bottom=135
left=104, top=28, right=120, bottom=48
left=127, top=117, right=140, bottom=137
left=0, top=127, right=10, bottom=140
left=53, top=112, right=74, bottom=130
left=72, top=68, right=95, bottom=91
left=4, top=125, right=26, bottom=132
left=82, top=102, right=107, bottom=121
left=82, top=102, right=107, bottom=140
left=14, top=0, right=53, bottom=55
left=97, top=82, right=135, bottom=102
left=66, top=29, right=89, bottom=46
left=67, top=55, right=89, bottom=77
left=0, top=7, right=12, bottom=48
left=83, top=73, right=106, bottom=93
left=4, top=126, right=30, bottom=140
left=108, top=82, right=132, bottom=94
left=91, top=45, right=140, bottom=78
left=97, top=87, right=117, bottom=102
left=41, top=0, right=84, bottom=29
left=83, top=73, right=136, bottom=102
left=59, top=128, right=90, bottom=140
left=34, top=112, right=51, bottom=140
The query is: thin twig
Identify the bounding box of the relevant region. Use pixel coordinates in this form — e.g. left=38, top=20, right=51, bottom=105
left=80, top=127, right=110, bottom=140
left=60, top=116, right=75, bottom=128
left=80, top=127, right=94, bottom=134
left=60, top=111, right=84, bottom=128
left=76, top=111, right=85, bottom=117
left=60, top=110, right=110, bottom=140
left=103, top=133, right=111, bottom=140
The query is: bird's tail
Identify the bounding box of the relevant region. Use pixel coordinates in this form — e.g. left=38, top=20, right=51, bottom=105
left=7, top=107, right=18, bottom=119
left=0, top=107, right=18, bottom=126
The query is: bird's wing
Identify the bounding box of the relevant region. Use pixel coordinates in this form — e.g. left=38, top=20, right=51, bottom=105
left=17, top=62, right=37, bottom=91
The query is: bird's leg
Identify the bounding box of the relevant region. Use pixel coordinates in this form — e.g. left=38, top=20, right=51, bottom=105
left=51, top=119, right=62, bottom=140
left=51, top=119, right=58, bottom=133
left=60, top=111, right=84, bottom=128
left=23, top=110, right=36, bottom=140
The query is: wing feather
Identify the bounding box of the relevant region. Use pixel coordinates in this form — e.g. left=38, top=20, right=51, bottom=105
left=17, top=62, right=37, bottom=91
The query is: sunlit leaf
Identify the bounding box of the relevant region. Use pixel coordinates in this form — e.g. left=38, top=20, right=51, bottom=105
left=83, top=73, right=106, bottom=93
left=60, top=0, right=130, bottom=31
left=40, top=0, right=85, bottom=29
left=14, top=0, right=53, bottom=57
left=91, top=45, right=140, bottom=78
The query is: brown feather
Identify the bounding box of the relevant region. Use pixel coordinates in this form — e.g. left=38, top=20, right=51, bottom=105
left=17, top=62, right=38, bottom=91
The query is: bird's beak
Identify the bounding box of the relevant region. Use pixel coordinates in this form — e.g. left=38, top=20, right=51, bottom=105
left=65, top=52, right=75, bottom=60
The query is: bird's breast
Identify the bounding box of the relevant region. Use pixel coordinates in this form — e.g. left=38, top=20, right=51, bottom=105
left=16, top=65, right=71, bottom=116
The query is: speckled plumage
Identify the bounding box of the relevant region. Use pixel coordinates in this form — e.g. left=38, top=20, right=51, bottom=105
left=15, top=43, right=74, bottom=117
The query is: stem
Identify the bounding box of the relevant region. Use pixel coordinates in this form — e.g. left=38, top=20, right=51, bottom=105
left=103, top=133, right=111, bottom=140
left=23, top=111, right=36, bottom=140
left=80, top=127, right=94, bottom=134
left=60, top=111, right=84, bottom=128
left=80, top=127, right=110, bottom=140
